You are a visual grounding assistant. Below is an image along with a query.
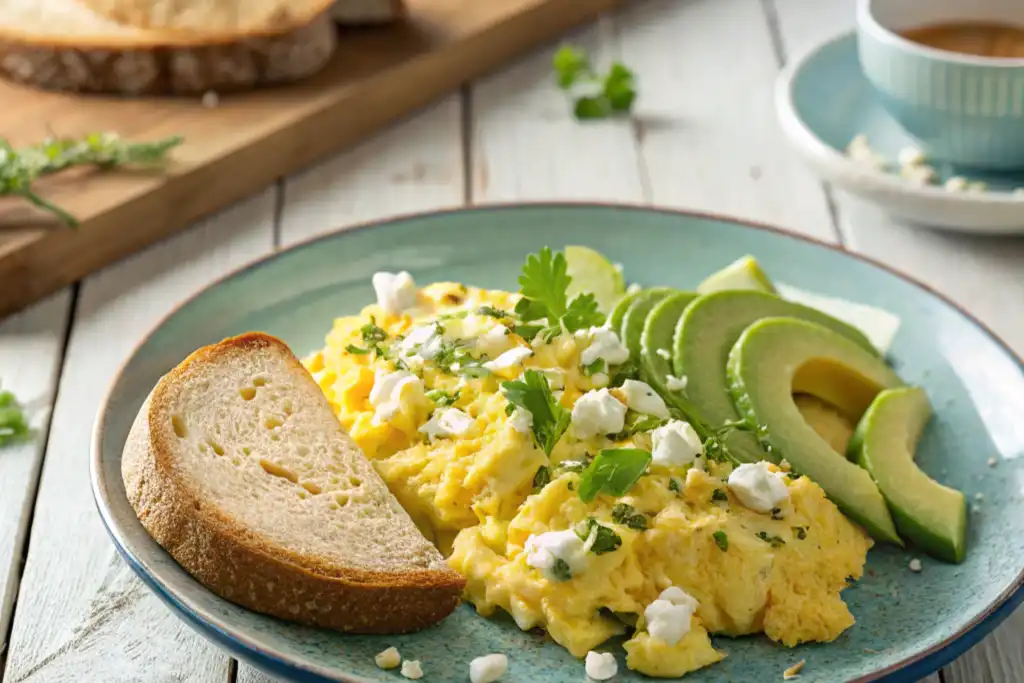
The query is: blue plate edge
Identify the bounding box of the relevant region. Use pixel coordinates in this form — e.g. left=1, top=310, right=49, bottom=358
left=88, top=201, right=1024, bottom=683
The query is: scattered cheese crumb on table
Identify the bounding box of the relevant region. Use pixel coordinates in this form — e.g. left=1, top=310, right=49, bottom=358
left=909, top=558, right=923, bottom=573
left=401, top=660, right=424, bottom=679
left=783, top=659, right=806, bottom=679
left=375, top=646, right=401, bottom=670
left=987, top=457, right=998, bottom=467
left=584, top=651, right=618, bottom=680
left=469, top=653, right=508, bottom=683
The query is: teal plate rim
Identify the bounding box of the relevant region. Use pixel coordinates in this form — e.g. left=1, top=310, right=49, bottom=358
left=90, top=201, right=1024, bottom=683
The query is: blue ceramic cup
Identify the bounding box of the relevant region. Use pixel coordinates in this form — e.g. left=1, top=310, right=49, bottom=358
left=856, top=0, right=1024, bottom=170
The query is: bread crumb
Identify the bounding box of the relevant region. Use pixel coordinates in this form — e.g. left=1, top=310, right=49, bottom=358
left=202, top=91, right=220, bottom=108
left=987, top=457, right=998, bottom=467
left=909, top=558, right=922, bottom=573
left=375, top=646, right=401, bottom=670
left=401, top=660, right=424, bottom=680
left=784, top=659, right=806, bottom=679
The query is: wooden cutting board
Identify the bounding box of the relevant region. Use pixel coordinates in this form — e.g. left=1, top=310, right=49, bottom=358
left=0, top=0, right=623, bottom=319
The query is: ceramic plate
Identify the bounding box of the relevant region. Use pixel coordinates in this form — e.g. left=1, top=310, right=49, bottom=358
left=92, top=204, right=1024, bottom=683
left=775, top=32, right=1024, bottom=235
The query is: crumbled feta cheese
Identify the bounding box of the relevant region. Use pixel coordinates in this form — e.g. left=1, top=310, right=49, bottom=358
left=909, top=558, right=923, bottom=573
left=988, top=457, right=998, bottom=468
left=655, top=348, right=672, bottom=360
left=476, top=324, right=512, bottom=355
left=509, top=408, right=533, bottom=434
left=644, top=586, right=699, bottom=645
left=944, top=176, right=968, bottom=192
left=571, top=389, right=627, bottom=438
left=369, top=369, right=424, bottom=425
left=525, top=529, right=588, bottom=581
left=846, top=134, right=886, bottom=169
left=469, top=653, right=508, bottom=683
left=727, top=462, right=790, bottom=513
left=396, top=324, right=445, bottom=366
left=400, top=659, right=424, bottom=679
left=375, top=647, right=401, bottom=670
left=581, top=327, right=630, bottom=367
left=590, top=372, right=610, bottom=388
left=620, top=379, right=670, bottom=419
left=419, top=408, right=475, bottom=440
left=372, top=271, right=418, bottom=315
left=651, top=420, right=703, bottom=468
left=900, top=164, right=936, bottom=186
left=584, top=651, right=618, bottom=681
left=483, top=346, right=533, bottom=371
left=665, top=374, right=688, bottom=392
left=897, top=146, right=925, bottom=167
left=783, top=659, right=806, bottom=680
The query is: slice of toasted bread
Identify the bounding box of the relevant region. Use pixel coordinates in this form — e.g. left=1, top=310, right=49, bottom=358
left=330, top=0, right=405, bottom=25
left=77, top=0, right=335, bottom=34
left=121, top=332, right=465, bottom=633
left=0, top=0, right=337, bottom=94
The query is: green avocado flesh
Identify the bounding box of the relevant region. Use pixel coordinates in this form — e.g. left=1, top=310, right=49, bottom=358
left=609, top=290, right=644, bottom=334
left=640, top=291, right=699, bottom=398
left=674, top=290, right=878, bottom=464
left=848, top=387, right=967, bottom=562
left=697, top=255, right=777, bottom=295
left=621, top=288, right=675, bottom=359
left=727, top=317, right=902, bottom=544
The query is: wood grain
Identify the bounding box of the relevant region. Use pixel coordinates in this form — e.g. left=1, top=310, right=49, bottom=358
left=0, top=0, right=625, bottom=321
left=0, top=192, right=276, bottom=682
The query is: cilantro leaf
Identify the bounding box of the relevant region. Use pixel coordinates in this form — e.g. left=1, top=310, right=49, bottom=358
left=533, top=466, right=552, bottom=493
left=552, top=45, right=592, bottom=89
left=713, top=530, right=729, bottom=551
left=0, top=387, right=29, bottom=447
left=552, top=45, right=637, bottom=120
left=577, top=448, right=651, bottom=503
left=517, top=247, right=570, bottom=323
left=501, top=369, right=571, bottom=456
left=562, top=293, right=605, bottom=333
left=574, top=96, right=609, bottom=120
left=605, top=62, right=636, bottom=111
left=361, top=318, right=388, bottom=343
left=345, top=344, right=370, bottom=355
left=477, top=305, right=511, bottom=319
left=426, top=389, right=460, bottom=407
left=574, top=517, right=622, bottom=554
left=611, top=503, right=648, bottom=530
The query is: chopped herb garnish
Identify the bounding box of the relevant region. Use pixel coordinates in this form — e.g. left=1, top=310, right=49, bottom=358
left=0, top=386, right=30, bottom=447
left=713, top=530, right=729, bottom=551
left=557, top=457, right=591, bottom=474
left=793, top=526, right=807, bottom=540
left=612, top=413, right=667, bottom=440
left=668, top=478, right=681, bottom=493
left=360, top=318, right=388, bottom=343
left=608, top=358, right=640, bottom=388
left=582, top=359, right=606, bottom=377
left=501, top=369, right=571, bottom=456
left=504, top=403, right=516, bottom=417
left=477, top=305, right=511, bottom=319
left=567, top=481, right=575, bottom=491
left=551, top=558, right=573, bottom=582
left=514, top=247, right=605, bottom=340
left=771, top=507, right=784, bottom=520
left=426, top=389, right=460, bottom=407
left=345, top=344, right=370, bottom=355
left=711, top=489, right=729, bottom=503
left=611, top=503, right=648, bottom=531
left=577, top=448, right=651, bottom=503
left=786, top=472, right=803, bottom=480
left=552, top=46, right=637, bottom=120
left=533, top=466, right=551, bottom=493
left=756, top=531, right=786, bottom=548
left=575, top=517, right=623, bottom=555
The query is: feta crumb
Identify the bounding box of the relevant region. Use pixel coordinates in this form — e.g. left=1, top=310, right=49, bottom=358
left=665, top=374, right=688, bottom=392
left=584, top=651, right=618, bottom=681
left=375, top=647, right=401, bottom=669
left=369, top=369, right=424, bottom=425
left=541, top=368, right=566, bottom=390
left=591, top=372, right=610, bottom=388
left=201, top=90, right=220, bottom=108
left=476, top=324, right=512, bottom=355
left=784, top=659, right=806, bottom=679
left=846, top=134, right=886, bottom=169
left=988, top=457, right=998, bottom=467
left=581, top=327, right=630, bottom=367
left=372, top=271, right=418, bottom=315
left=397, top=324, right=445, bottom=366
left=651, top=420, right=703, bottom=468
left=400, top=659, right=424, bottom=679
left=626, top=282, right=642, bottom=295
left=469, top=653, right=508, bottom=683
left=483, top=346, right=533, bottom=371
left=944, top=176, right=968, bottom=192
left=525, top=529, right=588, bottom=581
left=655, top=347, right=672, bottom=360
left=571, top=388, right=627, bottom=438
left=975, top=492, right=985, bottom=501
left=620, top=379, right=670, bottom=419
left=728, top=462, right=790, bottom=513
left=509, top=408, right=533, bottom=434
left=900, top=164, right=936, bottom=186
left=419, top=408, right=475, bottom=440
left=897, top=146, right=925, bottom=167
left=644, top=586, right=699, bottom=645
left=909, top=558, right=922, bottom=573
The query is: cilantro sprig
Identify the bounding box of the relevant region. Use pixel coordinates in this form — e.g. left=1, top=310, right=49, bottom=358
left=0, top=384, right=30, bottom=447
left=574, top=517, right=622, bottom=554
left=553, top=46, right=637, bottom=120
left=577, top=448, right=651, bottom=503
left=514, top=247, right=605, bottom=340
left=501, top=369, right=571, bottom=456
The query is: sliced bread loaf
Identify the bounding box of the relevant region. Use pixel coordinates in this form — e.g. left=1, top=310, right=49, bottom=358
left=0, top=0, right=337, bottom=94
left=121, top=332, right=465, bottom=633
left=76, top=0, right=335, bottom=34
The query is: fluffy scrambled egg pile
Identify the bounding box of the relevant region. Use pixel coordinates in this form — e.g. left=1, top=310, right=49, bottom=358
left=303, top=278, right=872, bottom=679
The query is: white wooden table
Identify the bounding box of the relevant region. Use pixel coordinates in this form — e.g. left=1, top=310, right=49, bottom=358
left=2, top=1, right=1023, bottom=681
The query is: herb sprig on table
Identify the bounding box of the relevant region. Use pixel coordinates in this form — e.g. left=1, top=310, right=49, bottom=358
left=0, top=132, right=183, bottom=226
left=0, top=382, right=29, bottom=447
left=553, top=45, right=637, bottom=120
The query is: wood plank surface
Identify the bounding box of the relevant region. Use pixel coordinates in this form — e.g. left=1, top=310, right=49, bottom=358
left=0, top=193, right=276, bottom=682
left=0, top=0, right=625, bottom=322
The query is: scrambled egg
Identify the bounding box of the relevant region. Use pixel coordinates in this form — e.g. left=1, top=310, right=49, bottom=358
left=304, top=281, right=873, bottom=678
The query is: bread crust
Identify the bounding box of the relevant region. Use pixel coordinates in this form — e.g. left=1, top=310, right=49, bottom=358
left=122, top=331, right=465, bottom=634
left=76, top=0, right=336, bottom=36
left=0, top=12, right=337, bottom=94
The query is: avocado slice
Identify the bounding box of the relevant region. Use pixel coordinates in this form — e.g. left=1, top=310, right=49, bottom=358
left=674, top=290, right=878, bottom=464
left=697, top=255, right=777, bottom=295
left=609, top=289, right=644, bottom=336
left=640, top=291, right=699, bottom=397
left=848, top=387, right=967, bottom=562
left=727, top=317, right=902, bottom=544
left=621, top=288, right=675, bottom=359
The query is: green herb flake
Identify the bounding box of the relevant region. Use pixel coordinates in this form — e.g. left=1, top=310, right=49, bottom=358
left=611, top=503, right=649, bottom=531
left=711, top=489, right=729, bottom=503
left=477, top=305, right=511, bottom=319
left=793, top=526, right=808, bottom=540
left=713, top=530, right=729, bottom=551
left=786, top=472, right=803, bottom=480
left=0, top=387, right=29, bottom=447
left=551, top=558, right=573, bottom=582
left=426, top=389, right=460, bottom=407
left=533, top=466, right=552, bottom=493
left=613, top=413, right=667, bottom=440
left=501, top=369, right=571, bottom=456
left=574, top=517, right=623, bottom=555
left=756, top=531, right=786, bottom=548
left=345, top=344, right=370, bottom=355
left=668, top=478, right=681, bottom=493
left=551, top=46, right=637, bottom=120
left=360, top=318, right=388, bottom=343
left=514, top=247, right=605, bottom=339
left=771, top=507, right=784, bottom=520
left=577, top=448, right=651, bottom=503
